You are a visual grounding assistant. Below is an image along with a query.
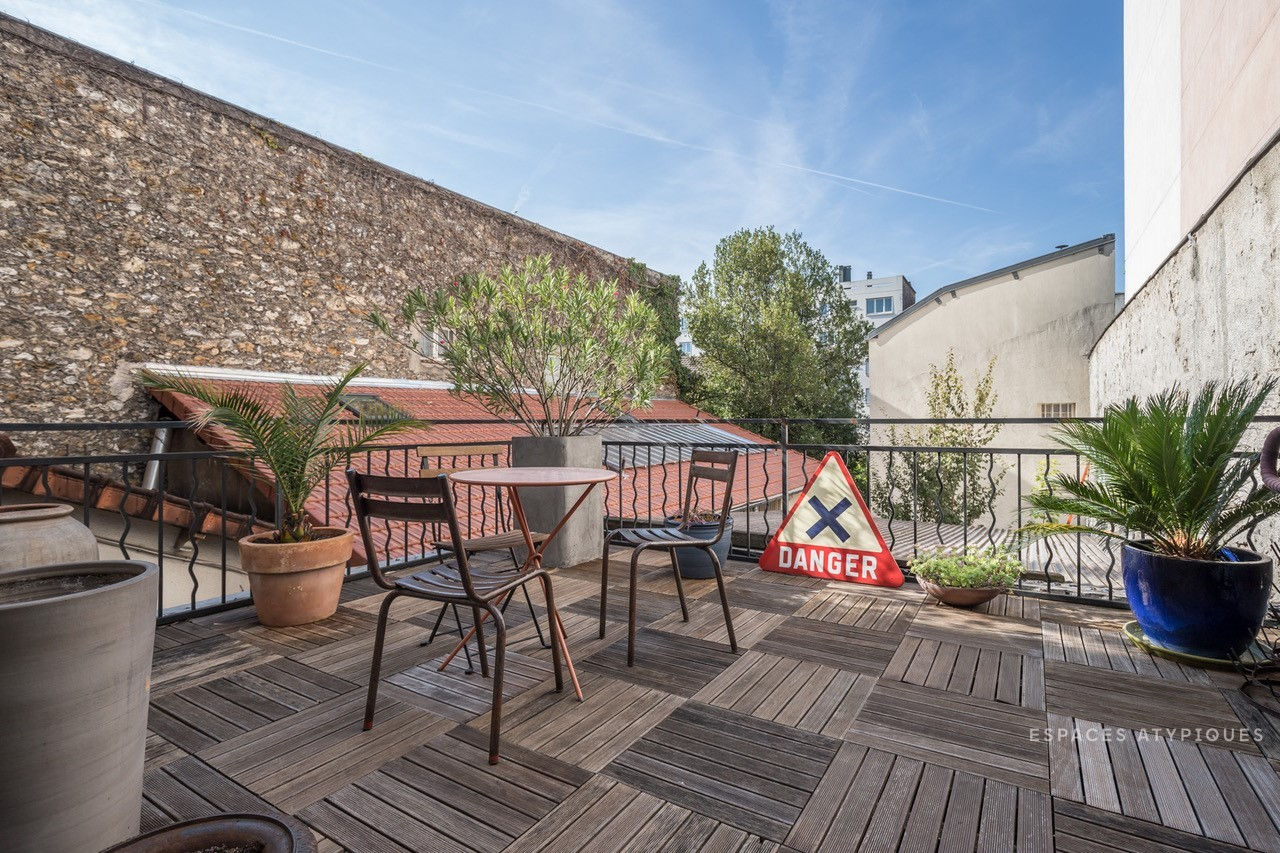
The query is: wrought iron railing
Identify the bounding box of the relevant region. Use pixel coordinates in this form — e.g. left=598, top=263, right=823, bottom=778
left=3, top=415, right=1277, bottom=620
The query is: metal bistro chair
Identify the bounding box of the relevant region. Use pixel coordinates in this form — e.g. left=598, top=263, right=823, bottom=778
left=600, top=449, right=740, bottom=666
left=417, top=444, right=550, bottom=653
left=347, top=469, right=563, bottom=764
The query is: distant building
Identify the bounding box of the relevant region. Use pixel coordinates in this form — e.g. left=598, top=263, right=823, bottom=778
left=835, top=266, right=916, bottom=407
left=675, top=315, right=700, bottom=358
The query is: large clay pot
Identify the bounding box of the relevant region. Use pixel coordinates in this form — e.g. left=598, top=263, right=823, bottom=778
left=0, top=560, right=158, bottom=853
left=1123, top=540, right=1272, bottom=659
left=918, top=578, right=1005, bottom=608
left=238, top=527, right=353, bottom=626
left=103, top=812, right=317, bottom=853
left=664, top=516, right=733, bottom=579
left=0, top=503, right=99, bottom=572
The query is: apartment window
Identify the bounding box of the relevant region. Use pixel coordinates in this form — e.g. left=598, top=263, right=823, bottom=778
left=679, top=341, right=693, bottom=355
left=418, top=326, right=453, bottom=360
left=1040, top=402, right=1077, bottom=419
left=679, top=317, right=689, bottom=334
left=866, top=296, right=894, bottom=315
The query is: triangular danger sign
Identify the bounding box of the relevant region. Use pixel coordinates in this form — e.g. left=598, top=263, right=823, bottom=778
left=760, top=451, right=903, bottom=587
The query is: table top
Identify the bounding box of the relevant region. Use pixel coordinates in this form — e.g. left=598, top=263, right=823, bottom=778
left=448, top=467, right=616, bottom=488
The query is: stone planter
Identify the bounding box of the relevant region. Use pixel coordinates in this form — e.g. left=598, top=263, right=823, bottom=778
left=103, top=812, right=317, bottom=853
left=919, top=579, right=1006, bottom=608
left=0, top=503, right=99, bottom=573
left=0, top=560, right=158, bottom=853
left=510, top=434, right=603, bottom=568
left=238, top=527, right=352, bottom=626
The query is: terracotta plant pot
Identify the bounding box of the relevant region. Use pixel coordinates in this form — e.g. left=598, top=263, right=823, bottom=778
left=919, top=579, right=1006, bottom=608
left=238, top=527, right=352, bottom=626
left=103, top=812, right=317, bottom=853
left=0, top=503, right=99, bottom=573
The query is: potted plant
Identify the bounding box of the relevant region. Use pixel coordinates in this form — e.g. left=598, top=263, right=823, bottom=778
left=1022, top=380, right=1280, bottom=660
left=665, top=507, right=733, bottom=579
left=103, top=812, right=316, bottom=853
left=911, top=546, right=1021, bottom=607
left=141, top=363, right=424, bottom=626
left=371, top=255, right=665, bottom=567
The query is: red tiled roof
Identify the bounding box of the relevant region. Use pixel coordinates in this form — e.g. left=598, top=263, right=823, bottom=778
left=147, top=378, right=806, bottom=567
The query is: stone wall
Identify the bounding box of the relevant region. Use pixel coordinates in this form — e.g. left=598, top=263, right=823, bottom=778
left=0, top=15, right=662, bottom=452
left=1090, top=133, right=1280, bottom=417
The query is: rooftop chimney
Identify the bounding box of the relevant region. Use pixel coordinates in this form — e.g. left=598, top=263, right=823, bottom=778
left=866, top=271, right=873, bottom=280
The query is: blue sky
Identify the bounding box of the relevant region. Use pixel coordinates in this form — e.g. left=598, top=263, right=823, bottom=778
left=5, top=0, right=1123, bottom=295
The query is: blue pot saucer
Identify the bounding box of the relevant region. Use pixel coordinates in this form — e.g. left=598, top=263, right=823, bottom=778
left=1122, top=620, right=1272, bottom=668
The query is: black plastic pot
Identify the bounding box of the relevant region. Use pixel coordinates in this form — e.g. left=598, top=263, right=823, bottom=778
left=1123, top=541, right=1271, bottom=659
left=0, top=560, right=158, bottom=853
left=665, top=517, right=733, bottom=579
left=103, top=813, right=317, bottom=853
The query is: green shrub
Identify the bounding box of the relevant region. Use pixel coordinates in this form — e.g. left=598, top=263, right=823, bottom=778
left=911, top=547, right=1022, bottom=589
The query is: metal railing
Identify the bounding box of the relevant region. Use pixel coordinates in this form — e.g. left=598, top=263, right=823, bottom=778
left=3, top=415, right=1277, bottom=620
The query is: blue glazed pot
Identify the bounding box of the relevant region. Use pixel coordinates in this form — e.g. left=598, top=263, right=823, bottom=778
left=1122, top=541, right=1272, bottom=659
left=665, top=518, right=732, bottom=579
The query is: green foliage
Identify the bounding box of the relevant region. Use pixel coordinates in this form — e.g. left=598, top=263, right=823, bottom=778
left=627, top=260, right=697, bottom=397
left=876, top=351, right=1006, bottom=524
left=140, top=363, right=425, bottom=543
left=683, top=227, right=872, bottom=446
left=370, top=255, right=665, bottom=437
left=1021, top=380, right=1280, bottom=560
left=911, top=547, right=1022, bottom=589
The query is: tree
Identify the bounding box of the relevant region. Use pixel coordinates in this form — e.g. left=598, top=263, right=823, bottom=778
left=684, top=227, right=872, bottom=445
left=875, top=351, right=1006, bottom=525
left=370, top=255, right=665, bottom=436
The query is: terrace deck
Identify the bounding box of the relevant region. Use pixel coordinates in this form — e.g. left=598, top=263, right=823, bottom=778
left=143, top=548, right=1280, bottom=852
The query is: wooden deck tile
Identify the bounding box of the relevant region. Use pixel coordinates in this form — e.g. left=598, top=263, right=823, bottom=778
left=386, top=648, right=551, bottom=720
left=200, top=690, right=454, bottom=813
left=291, top=618, right=436, bottom=682
left=723, top=572, right=824, bottom=615
left=234, top=606, right=378, bottom=656
left=1053, top=797, right=1260, bottom=852
left=883, top=635, right=1045, bottom=710
left=150, top=634, right=279, bottom=697
left=1046, top=659, right=1257, bottom=750
left=605, top=702, right=841, bottom=842
left=694, top=650, right=874, bottom=738
left=1048, top=714, right=1280, bottom=848
left=1042, top=621, right=1234, bottom=686
left=144, top=732, right=186, bottom=772
left=786, top=742, right=1052, bottom=852
left=794, top=587, right=916, bottom=633
left=909, top=603, right=1044, bottom=657
left=564, top=588, right=684, bottom=628
left=754, top=616, right=901, bottom=676
left=583, top=628, right=741, bottom=697
left=150, top=657, right=356, bottom=753
left=649, top=600, right=785, bottom=648
left=142, top=755, right=288, bottom=833
left=298, top=725, right=591, bottom=853
left=470, top=670, right=683, bottom=772
left=974, top=593, right=1042, bottom=621
left=845, top=680, right=1050, bottom=791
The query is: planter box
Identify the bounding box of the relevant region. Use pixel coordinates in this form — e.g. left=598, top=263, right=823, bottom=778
left=665, top=517, right=733, bottom=579
left=511, top=435, right=603, bottom=568
left=0, top=560, right=158, bottom=853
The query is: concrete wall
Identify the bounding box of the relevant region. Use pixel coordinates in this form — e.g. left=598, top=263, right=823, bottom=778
left=0, top=15, right=661, bottom=446
left=1090, top=135, right=1280, bottom=416
left=1123, top=0, right=1280, bottom=294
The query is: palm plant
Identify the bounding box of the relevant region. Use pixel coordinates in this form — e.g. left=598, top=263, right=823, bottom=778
left=141, top=363, right=426, bottom=543
left=1022, top=379, right=1280, bottom=560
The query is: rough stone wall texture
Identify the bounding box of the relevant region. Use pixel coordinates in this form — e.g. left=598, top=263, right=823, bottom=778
left=1090, top=132, right=1280, bottom=419
left=0, top=15, right=661, bottom=454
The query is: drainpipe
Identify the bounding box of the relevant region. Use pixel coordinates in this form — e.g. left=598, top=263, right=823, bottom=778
left=141, top=427, right=172, bottom=492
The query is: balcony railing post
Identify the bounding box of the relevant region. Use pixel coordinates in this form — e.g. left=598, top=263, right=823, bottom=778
left=779, top=419, right=789, bottom=509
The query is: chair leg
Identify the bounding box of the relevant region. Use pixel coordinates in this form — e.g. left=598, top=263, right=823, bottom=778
left=539, top=575, right=564, bottom=693
left=708, top=549, right=738, bottom=653
left=473, top=605, right=490, bottom=678
left=420, top=602, right=449, bottom=647
left=670, top=549, right=690, bottom=621
left=363, top=591, right=400, bottom=730
left=627, top=549, right=641, bottom=667
left=599, top=535, right=612, bottom=639
left=451, top=604, right=475, bottom=674
left=510, top=549, right=549, bottom=648
left=481, top=601, right=507, bottom=764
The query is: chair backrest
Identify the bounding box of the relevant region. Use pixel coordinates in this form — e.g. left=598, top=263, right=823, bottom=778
left=345, top=469, right=478, bottom=597
left=417, top=444, right=509, bottom=478
left=678, top=449, right=740, bottom=544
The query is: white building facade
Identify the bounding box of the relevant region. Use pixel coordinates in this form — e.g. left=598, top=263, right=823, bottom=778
left=836, top=266, right=917, bottom=407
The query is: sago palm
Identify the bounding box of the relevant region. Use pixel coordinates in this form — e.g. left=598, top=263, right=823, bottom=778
left=1022, top=379, right=1280, bottom=560
left=141, top=363, right=426, bottom=543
